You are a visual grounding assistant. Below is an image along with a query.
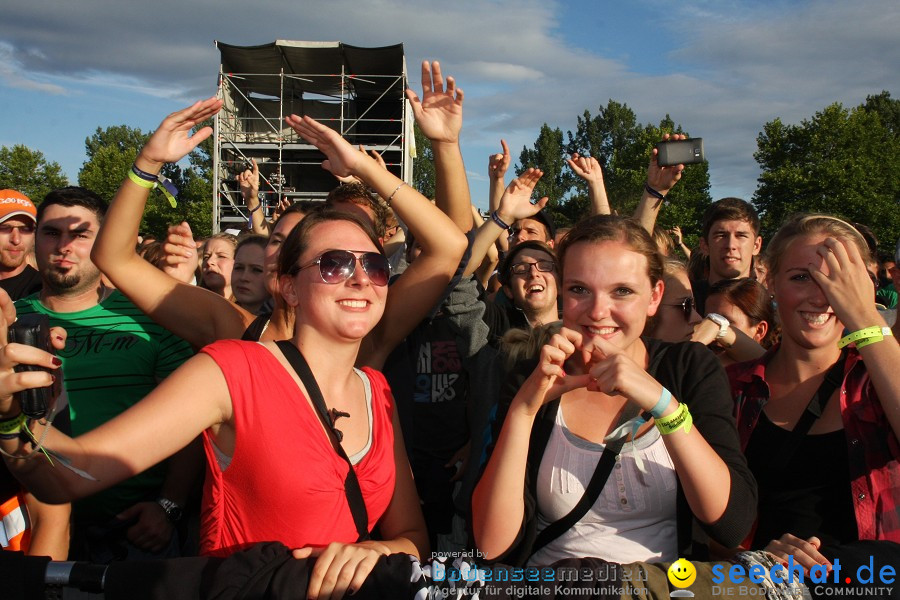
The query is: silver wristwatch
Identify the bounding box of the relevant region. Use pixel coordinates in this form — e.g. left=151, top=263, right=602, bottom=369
left=156, top=497, right=184, bottom=523
left=705, top=313, right=730, bottom=340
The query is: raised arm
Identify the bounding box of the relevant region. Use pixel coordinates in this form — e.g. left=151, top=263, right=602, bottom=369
left=91, top=98, right=254, bottom=348
left=488, top=140, right=512, bottom=253
left=633, top=133, right=686, bottom=233
left=237, top=160, right=271, bottom=236
left=406, top=60, right=473, bottom=232
left=464, top=169, right=547, bottom=278
left=567, top=153, right=610, bottom=216
left=814, top=237, right=900, bottom=438
left=285, top=115, right=467, bottom=369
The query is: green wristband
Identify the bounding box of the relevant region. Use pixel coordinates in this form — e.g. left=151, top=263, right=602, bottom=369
left=654, top=402, right=692, bottom=435
left=838, top=326, right=892, bottom=349
left=0, top=412, right=27, bottom=439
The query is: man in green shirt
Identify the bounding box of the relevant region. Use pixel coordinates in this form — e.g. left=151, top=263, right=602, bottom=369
left=15, top=187, right=197, bottom=562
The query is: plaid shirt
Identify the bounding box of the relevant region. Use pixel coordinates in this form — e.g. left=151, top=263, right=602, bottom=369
left=727, top=346, right=900, bottom=542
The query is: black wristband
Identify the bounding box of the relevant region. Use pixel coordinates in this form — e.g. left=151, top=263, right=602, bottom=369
left=644, top=183, right=666, bottom=201
left=491, top=210, right=511, bottom=232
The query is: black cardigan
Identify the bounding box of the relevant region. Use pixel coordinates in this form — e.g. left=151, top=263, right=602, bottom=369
left=483, top=338, right=757, bottom=566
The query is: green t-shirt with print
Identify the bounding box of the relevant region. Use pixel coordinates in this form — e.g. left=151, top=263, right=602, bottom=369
left=15, top=291, right=194, bottom=521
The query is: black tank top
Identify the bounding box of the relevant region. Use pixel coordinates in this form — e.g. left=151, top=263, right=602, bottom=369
left=745, top=410, right=858, bottom=548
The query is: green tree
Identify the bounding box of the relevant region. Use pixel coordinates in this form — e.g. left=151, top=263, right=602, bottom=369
left=754, top=102, right=900, bottom=245
left=516, top=124, right=575, bottom=227
left=514, top=101, right=712, bottom=240
left=79, top=124, right=214, bottom=237
left=412, top=123, right=435, bottom=200
left=0, top=144, right=69, bottom=202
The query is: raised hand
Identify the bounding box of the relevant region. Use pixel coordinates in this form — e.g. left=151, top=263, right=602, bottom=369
left=810, top=237, right=883, bottom=331
left=138, top=97, right=223, bottom=169
left=272, top=197, right=292, bottom=223
left=405, top=61, right=463, bottom=144
left=285, top=115, right=366, bottom=178
left=335, top=146, right=387, bottom=184
left=496, top=168, right=548, bottom=223
left=647, top=133, right=687, bottom=195
left=236, top=159, right=259, bottom=199
left=159, top=222, right=199, bottom=284
left=670, top=225, right=684, bottom=245
left=567, top=153, right=604, bottom=186
left=488, top=140, right=511, bottom=181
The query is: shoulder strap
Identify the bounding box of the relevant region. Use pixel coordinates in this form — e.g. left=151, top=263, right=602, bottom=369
left=779, top=347, right=848, bottom=455
left=275, top=341, right=370, bottom=542
left=530, top=402, right=641, bottom=555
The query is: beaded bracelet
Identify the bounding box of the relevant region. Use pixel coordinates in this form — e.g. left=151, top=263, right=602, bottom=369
left=655, top=402, right=692, bottom=435
left=838, top=326, right=893, bottom=350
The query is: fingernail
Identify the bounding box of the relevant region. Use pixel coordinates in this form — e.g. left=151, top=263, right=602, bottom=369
left=55, top=335, right=64, bottom=341
left=52, top=357, right=63, bottom=366
left=50, top=375, right=56, bottom=382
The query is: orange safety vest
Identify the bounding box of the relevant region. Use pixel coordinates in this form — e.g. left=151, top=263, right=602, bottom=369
left=0, top=492, right=31, bottom=553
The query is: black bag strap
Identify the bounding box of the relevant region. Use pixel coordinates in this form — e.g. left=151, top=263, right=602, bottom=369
left=275, top=341, right=370, bottom=542
left=531, top=402, right=641, bottom=555
left=781, top=347, right=848, bottom=454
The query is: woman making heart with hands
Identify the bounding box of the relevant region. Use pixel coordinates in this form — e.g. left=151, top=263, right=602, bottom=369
left=472, top=215, right=756, bottom=567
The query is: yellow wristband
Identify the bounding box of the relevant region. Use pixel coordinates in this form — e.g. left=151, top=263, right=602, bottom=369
left=127, top=169, right=158, bottom=189
left=838, top=326, right=892, bottom=349
left=0, top=412, right=26, bottom=437
left=654, top=402, right=692, bottom=435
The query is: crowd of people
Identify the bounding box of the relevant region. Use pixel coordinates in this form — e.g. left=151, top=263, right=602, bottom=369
left=1, top=60, right=899, bottom=600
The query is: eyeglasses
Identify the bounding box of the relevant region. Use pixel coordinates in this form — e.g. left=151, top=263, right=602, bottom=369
left=0, top=224, right=35, bottom=235
left=661, top=297, right=695, bottom=322
left=292, top=249, right=390, bottom=286
left=510, top=260, right=556, bottom=276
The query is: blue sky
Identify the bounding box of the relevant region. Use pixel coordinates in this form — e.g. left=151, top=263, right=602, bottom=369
left=1, top=0, right=898, bottom=220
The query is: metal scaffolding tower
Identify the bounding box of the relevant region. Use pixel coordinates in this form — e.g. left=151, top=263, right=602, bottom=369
left=213, top=40, right=411, bottom=232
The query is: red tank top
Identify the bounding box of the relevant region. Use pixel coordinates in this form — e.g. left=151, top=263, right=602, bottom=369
left=199, top=340, right=396, bottom=557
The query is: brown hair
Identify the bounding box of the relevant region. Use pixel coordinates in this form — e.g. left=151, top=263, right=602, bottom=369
left=707, top=278, right=778, bottom=348
left=764, top=213, right=871, bottom=277
left=277, top=207, right=384, bottom=278
left=700, top=197, right=760, bottom=240
left=325, top=182, right=390, bottom=238
left=557, top=215, right=663, bottom=286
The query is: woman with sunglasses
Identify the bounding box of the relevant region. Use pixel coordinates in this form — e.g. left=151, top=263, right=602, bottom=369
left=644, top=258, right=702, bottom=343
left=91, top=61, right=467, bottom=373
left=472, top=214, right=755, bottom=567
left=0, top=98, right=457, bottom=600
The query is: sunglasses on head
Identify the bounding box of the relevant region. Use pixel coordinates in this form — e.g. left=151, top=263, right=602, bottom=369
left=662, top=297, right=695, bottom=322
left=292, top=249, right=390, bottom=286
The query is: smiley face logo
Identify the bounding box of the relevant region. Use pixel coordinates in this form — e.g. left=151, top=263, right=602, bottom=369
left=667, top=558, right=697, bottom=588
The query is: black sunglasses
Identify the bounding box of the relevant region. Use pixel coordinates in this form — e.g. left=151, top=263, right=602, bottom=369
left=292, top=249, right=390, bottom=287
left=661, top=297, right=695, bottom=322
left=510, top=260, right=556, bottom=276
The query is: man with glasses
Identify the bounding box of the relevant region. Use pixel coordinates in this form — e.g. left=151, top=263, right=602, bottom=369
left=482, top=240, right=561, bottom=344
left=0, top=189, right=42, bottom=300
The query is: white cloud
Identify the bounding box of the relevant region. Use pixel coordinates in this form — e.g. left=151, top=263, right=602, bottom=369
left=0, top=0, right=897, bottom=206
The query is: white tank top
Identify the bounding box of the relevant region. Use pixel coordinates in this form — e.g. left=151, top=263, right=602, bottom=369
left=528, top=403, right=678, bottom=566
